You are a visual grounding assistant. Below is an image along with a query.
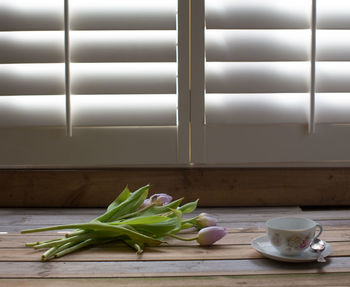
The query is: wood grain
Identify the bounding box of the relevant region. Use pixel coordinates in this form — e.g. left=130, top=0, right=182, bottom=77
left=1, top=228, right=350, bottom=248
left=1, top=273, right=350, bottom=287
left=0, top=240, right=348, bottom=262
left=0, top=207, right=350, bottom=284
left=1, top=168, right=350, bottom=207
left=1, top=257, right=350, bottom=278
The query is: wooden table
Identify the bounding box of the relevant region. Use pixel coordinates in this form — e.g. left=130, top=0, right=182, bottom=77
left=1, top=207, right=350, bottom=286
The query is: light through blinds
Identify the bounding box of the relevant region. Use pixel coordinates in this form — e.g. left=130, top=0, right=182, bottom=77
left=0, top=0, right=184, bottom=167
left=69, top=0, right=177, bottom=128
left=315, top=0, right=350, bottom=124
left=205, top=0, right=311, bottom=125
left=194, top=0, right=350, bottom=165
left=0, top=0, right=65, bottom=127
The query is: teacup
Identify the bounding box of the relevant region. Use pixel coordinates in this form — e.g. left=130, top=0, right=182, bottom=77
left=266, top=217, right=323, bottom=256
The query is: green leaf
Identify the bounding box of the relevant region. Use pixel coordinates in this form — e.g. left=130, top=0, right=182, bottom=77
left=138, top=198, right=184, bottom=217
left=178, top=199, right=199, bottom=214
left=95, top=184, right=149, bottom=222
left=114, top=215, right=169, bottom=226
left=131, top=209, right=183, bottom=237
left=106, top=185, right=131, bottom=212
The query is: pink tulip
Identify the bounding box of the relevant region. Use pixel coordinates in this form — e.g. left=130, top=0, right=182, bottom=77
left=197, top=226, right=227, bottom=246
left=140, top=193, right=173, bottom=209
left=150, top=193, right=173, bottom=206
left=196, top=213, right=217, bottom=229
left=140, top=198, right=151, bottom=209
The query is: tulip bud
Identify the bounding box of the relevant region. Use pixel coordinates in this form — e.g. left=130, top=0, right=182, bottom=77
left=197, top=226, right=227, bottom=246
left=150, top=193, right=173, bottom=206
left=196, top=213, right=217, bottom=229
left=139, top=198, right=151, bottom=209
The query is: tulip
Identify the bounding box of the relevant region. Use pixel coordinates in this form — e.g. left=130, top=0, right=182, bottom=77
left=139, top=193, right=173, bottom=209
left=150, top=193, right=173, bottom=206
left=196, top=226, right=227, bottom=246
left=139, top=198, right=151, bottom=209
left=196, top=213, right=217, bottom=229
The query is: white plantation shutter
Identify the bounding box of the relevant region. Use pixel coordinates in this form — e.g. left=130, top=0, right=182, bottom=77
left=0, top=0, right=65, bottom=127
left=190, top=0, right=350, bottom=166
left=69, top=0, right=177, bottom=127
left=0, top=0, right=189, bottom=167
left=1, top=0, right=349, bottom=167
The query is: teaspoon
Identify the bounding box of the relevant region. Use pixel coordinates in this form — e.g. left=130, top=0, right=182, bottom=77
left=310, top=238, right=326, bottom=262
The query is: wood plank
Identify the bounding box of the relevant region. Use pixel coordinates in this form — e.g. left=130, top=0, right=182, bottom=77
left=1, top=168, right=350, bottom=207
left=1, top=257, right=350, bottom=278
left=0, top=207, right=302, bottom=226
left=0, top=207, right=303, bottom=225
left=0, top=208, right=104, bottom=216
left=2, top=207, right=350, bottom=229
left=2, top=219, right=350, bottom=233
left=2, top=273, right=350, bottom=287
left=2, top=228, right=350, bottom=248
left=0, top=241, right=348, bottom=262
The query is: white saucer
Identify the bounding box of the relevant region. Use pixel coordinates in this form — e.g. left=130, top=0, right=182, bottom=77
left=251, top=235, right=332, bottom=263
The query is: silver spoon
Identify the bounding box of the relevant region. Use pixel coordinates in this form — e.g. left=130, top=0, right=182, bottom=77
left=310, top=238, right=326, bottom=262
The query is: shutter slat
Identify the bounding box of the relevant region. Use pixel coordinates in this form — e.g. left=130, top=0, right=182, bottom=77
left=71, top=31, right=176, bottom=63
left=316, top=93, right=350, bottom=123
left=0, top=32, right=64, bottom=63
left=0, top=64, right=65, bottom=95
left=206, top=93, right=308, bottom=124
left=315, top=1, right=350, bottom=124
left=206, top=30, right=310, bottom=62
left=317, top=0, right=350, bottom=29
left=0, top=0, right=63, bottom=31
left=71, top=94, right=176, bottom=126
left=316, top=62, right=350, bottom=92
left=70, top=0, right=176, bottom=30
left=206, top=62, right=310, bottom=94
left=0, top=96, right=65, bottom=127
left=206, top=0, right=311, bottom=29
left=71, top=63, right=176, bottom=94
left=317, top=30, right=350, bottom=61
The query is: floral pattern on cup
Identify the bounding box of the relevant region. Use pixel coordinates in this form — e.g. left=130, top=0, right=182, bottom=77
left=287, top=233, right=312, bottom=250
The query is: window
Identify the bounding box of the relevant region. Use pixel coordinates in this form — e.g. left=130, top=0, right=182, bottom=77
left=1, top=0, right=349, bottom=167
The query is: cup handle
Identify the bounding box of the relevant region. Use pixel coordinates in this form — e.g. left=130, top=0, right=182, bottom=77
left=314, top=223, right=323, bottom=239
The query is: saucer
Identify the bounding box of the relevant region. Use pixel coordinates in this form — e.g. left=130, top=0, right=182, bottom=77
left=251, top=235, right=332, bottom=263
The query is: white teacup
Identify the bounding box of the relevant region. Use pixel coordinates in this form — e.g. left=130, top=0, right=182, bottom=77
left=266, top=217, right=323, bottom=256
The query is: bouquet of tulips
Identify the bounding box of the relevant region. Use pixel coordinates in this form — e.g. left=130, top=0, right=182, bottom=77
left=22, top=184, right=227, bottom=261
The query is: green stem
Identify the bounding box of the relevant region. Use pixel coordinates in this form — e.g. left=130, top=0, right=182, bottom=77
left=43, top=240, right=79, bottom=261
left=169, top=234, right=198, bottom=242
left=21, top=223, right=88, bottom=234
left=26, top=238, right=61, bottom=247
left=42, top=246, right=59, bottom=262
left=54, top=238, right=95, bottom=258
left=65, top=229, right=87, bottom=238
left=22, top=223, right=163, bottom=246
left=124, top=239, right=144, bottom=254
left=25, top=242, right=40, bottom=247
left=34, top=234, right=88, bottom=249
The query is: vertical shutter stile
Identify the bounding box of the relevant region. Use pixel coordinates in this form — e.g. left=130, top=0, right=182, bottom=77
left=177, top=0, right=190, bottom=163
left=64, top=0, right=72, bottom=136
left=309, top=0, right=317, bottom=134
